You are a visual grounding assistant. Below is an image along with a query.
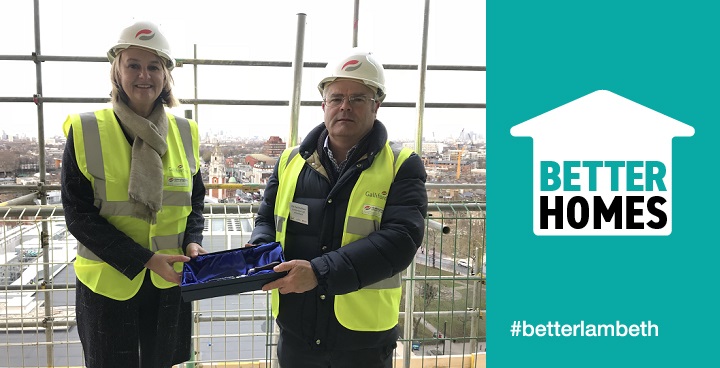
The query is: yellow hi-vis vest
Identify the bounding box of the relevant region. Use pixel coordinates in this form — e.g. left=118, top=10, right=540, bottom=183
left=63, top=109, right=200, bottom=301
left=273, top=142, right=413, bottom=331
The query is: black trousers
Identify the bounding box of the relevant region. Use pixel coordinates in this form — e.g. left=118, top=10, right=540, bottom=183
left=277, top=333, right=396, bottom=368
left=76, top=272, right=191, bottom=368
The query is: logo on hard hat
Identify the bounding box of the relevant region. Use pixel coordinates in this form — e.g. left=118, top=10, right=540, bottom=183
left=342, top=60, right=363, bottom=72
left=135, top=29, right=155, bottom=41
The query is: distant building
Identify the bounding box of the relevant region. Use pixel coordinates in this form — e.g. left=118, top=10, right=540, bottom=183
left=207, top=144, right=228, bottom=201
left=243, top=154, right=276, bottom=184
left=16, top=177, right=39, bottom=185
left=250, top=165, right=274, bottom=184
left=262, top=136, right=286, bottom=157
left=403, top=142, right=444, bottom=154
left=244, top=154, right=277, bottom=168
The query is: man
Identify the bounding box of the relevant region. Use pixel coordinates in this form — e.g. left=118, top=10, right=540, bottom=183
left=248, top=49, right=428, bottom=368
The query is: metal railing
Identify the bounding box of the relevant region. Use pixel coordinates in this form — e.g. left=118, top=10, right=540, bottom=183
left=1, top=200, right=485, bottom=368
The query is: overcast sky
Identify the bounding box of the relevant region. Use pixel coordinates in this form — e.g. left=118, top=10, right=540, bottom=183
left=0, top=0, right=485, bottom=142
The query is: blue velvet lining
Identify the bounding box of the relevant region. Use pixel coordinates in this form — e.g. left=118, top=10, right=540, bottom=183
left=182, top=242, right=285, bottom=285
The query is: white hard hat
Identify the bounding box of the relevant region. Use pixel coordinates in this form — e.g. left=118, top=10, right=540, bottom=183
left=318, top=48, right=386, bottom=101
left=107, top=21, right=175, bottom=70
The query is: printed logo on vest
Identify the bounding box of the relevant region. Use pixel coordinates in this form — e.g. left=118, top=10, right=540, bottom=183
left=365, top=190, right=388, bottom=201
left=167, top=177, right=189, bottom=187
left=168, top=164, right=189, bottom=175
left=362, top=204, right=384, bottom=218
left=510, top=90, right=694, bottom=236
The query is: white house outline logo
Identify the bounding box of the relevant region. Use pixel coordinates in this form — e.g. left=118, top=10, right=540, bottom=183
left=510, top=90, right=694, bottom=236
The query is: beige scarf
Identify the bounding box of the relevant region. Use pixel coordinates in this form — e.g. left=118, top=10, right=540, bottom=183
left=113, top=100, right=168, bottom=224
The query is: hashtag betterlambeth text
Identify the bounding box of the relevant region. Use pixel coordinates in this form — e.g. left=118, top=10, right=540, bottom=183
left=510, top=320, right=658, bottom=337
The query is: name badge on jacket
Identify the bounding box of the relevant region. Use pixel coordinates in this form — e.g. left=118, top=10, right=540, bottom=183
left=289, top=202, right=309, bottom=225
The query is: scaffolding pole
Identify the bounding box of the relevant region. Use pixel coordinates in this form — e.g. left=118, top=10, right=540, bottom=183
left=404, top=2, right=431, bottom=366
left=194, top=44, right=199, bottom=123
left=289, top=13, right=307, bottom=147
left=31, top=2, right=54, bottom=367
left=353, top=0, right=360, bottom=47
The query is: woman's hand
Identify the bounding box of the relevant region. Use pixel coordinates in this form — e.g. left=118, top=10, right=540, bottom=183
left=185, top=242, right=208, bottom=258
left=144, top=253, right=191, bottom=285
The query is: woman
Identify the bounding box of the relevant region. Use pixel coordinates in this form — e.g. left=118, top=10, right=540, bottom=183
left=61, top=20, right=206, bottom=367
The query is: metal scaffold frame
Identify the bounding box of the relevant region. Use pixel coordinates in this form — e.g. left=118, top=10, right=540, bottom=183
left=1, top=1, right=486, bottom=367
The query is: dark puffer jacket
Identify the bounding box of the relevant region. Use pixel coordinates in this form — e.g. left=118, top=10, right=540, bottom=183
left=249, top=120, right=428, bottom=351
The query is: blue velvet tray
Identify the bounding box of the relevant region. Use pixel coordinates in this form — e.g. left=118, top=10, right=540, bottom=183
left=181, top=242, right=286, bottom=301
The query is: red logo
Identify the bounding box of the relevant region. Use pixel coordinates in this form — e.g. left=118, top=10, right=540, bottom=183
left=135, top=29, right=155, bottom=41
left=341, top=60, right=362, bottom=72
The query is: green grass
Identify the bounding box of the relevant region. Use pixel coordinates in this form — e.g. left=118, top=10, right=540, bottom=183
left=399, top=264, right=486, bottom=341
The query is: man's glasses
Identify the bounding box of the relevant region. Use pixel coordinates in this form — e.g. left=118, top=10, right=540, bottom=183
left=324, top=95, right=376, bottom=108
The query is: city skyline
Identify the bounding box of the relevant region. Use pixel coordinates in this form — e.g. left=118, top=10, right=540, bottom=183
left=3, top=123, right=485, bottom=144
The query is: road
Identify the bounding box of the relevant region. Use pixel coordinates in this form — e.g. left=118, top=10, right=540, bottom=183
left=415, top=249, right=473, bottom=276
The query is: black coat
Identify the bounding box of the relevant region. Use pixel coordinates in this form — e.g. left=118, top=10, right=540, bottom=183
left=61, top=122, right=205, bottom=365
left=250, top=120, right=428, bottom=351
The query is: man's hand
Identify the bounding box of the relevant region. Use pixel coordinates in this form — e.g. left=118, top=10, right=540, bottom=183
left=185, top=242, right=208, bottom=258
left=144, top=253, right=191, bottom=285
left=261, top=260, right=318, bottom=294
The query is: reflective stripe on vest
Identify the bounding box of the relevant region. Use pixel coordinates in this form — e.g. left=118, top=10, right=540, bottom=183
left=64, top=109, right=199, bottom=301
left=273, top=147, right=300, bottom=234
left=273, top=143, right=413, bottom=331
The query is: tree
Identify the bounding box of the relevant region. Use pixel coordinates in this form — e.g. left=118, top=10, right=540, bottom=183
left=0, top=151, right=19, bottom=174
left=412, top=282, right=438, bottom=337
left=201, top=150, right=212, bottom=164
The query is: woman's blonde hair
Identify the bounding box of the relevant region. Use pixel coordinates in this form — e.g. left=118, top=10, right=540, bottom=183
left=110, top=50, right=180, bottom=108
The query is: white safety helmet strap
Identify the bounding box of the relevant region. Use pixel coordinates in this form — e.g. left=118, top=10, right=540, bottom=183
left=318, top=49, right=386, bottom=101
left=108, top=21, right=175, bottom=70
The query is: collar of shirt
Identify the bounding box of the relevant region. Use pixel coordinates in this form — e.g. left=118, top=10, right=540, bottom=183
left=323, top=135, right=358, bottom=175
